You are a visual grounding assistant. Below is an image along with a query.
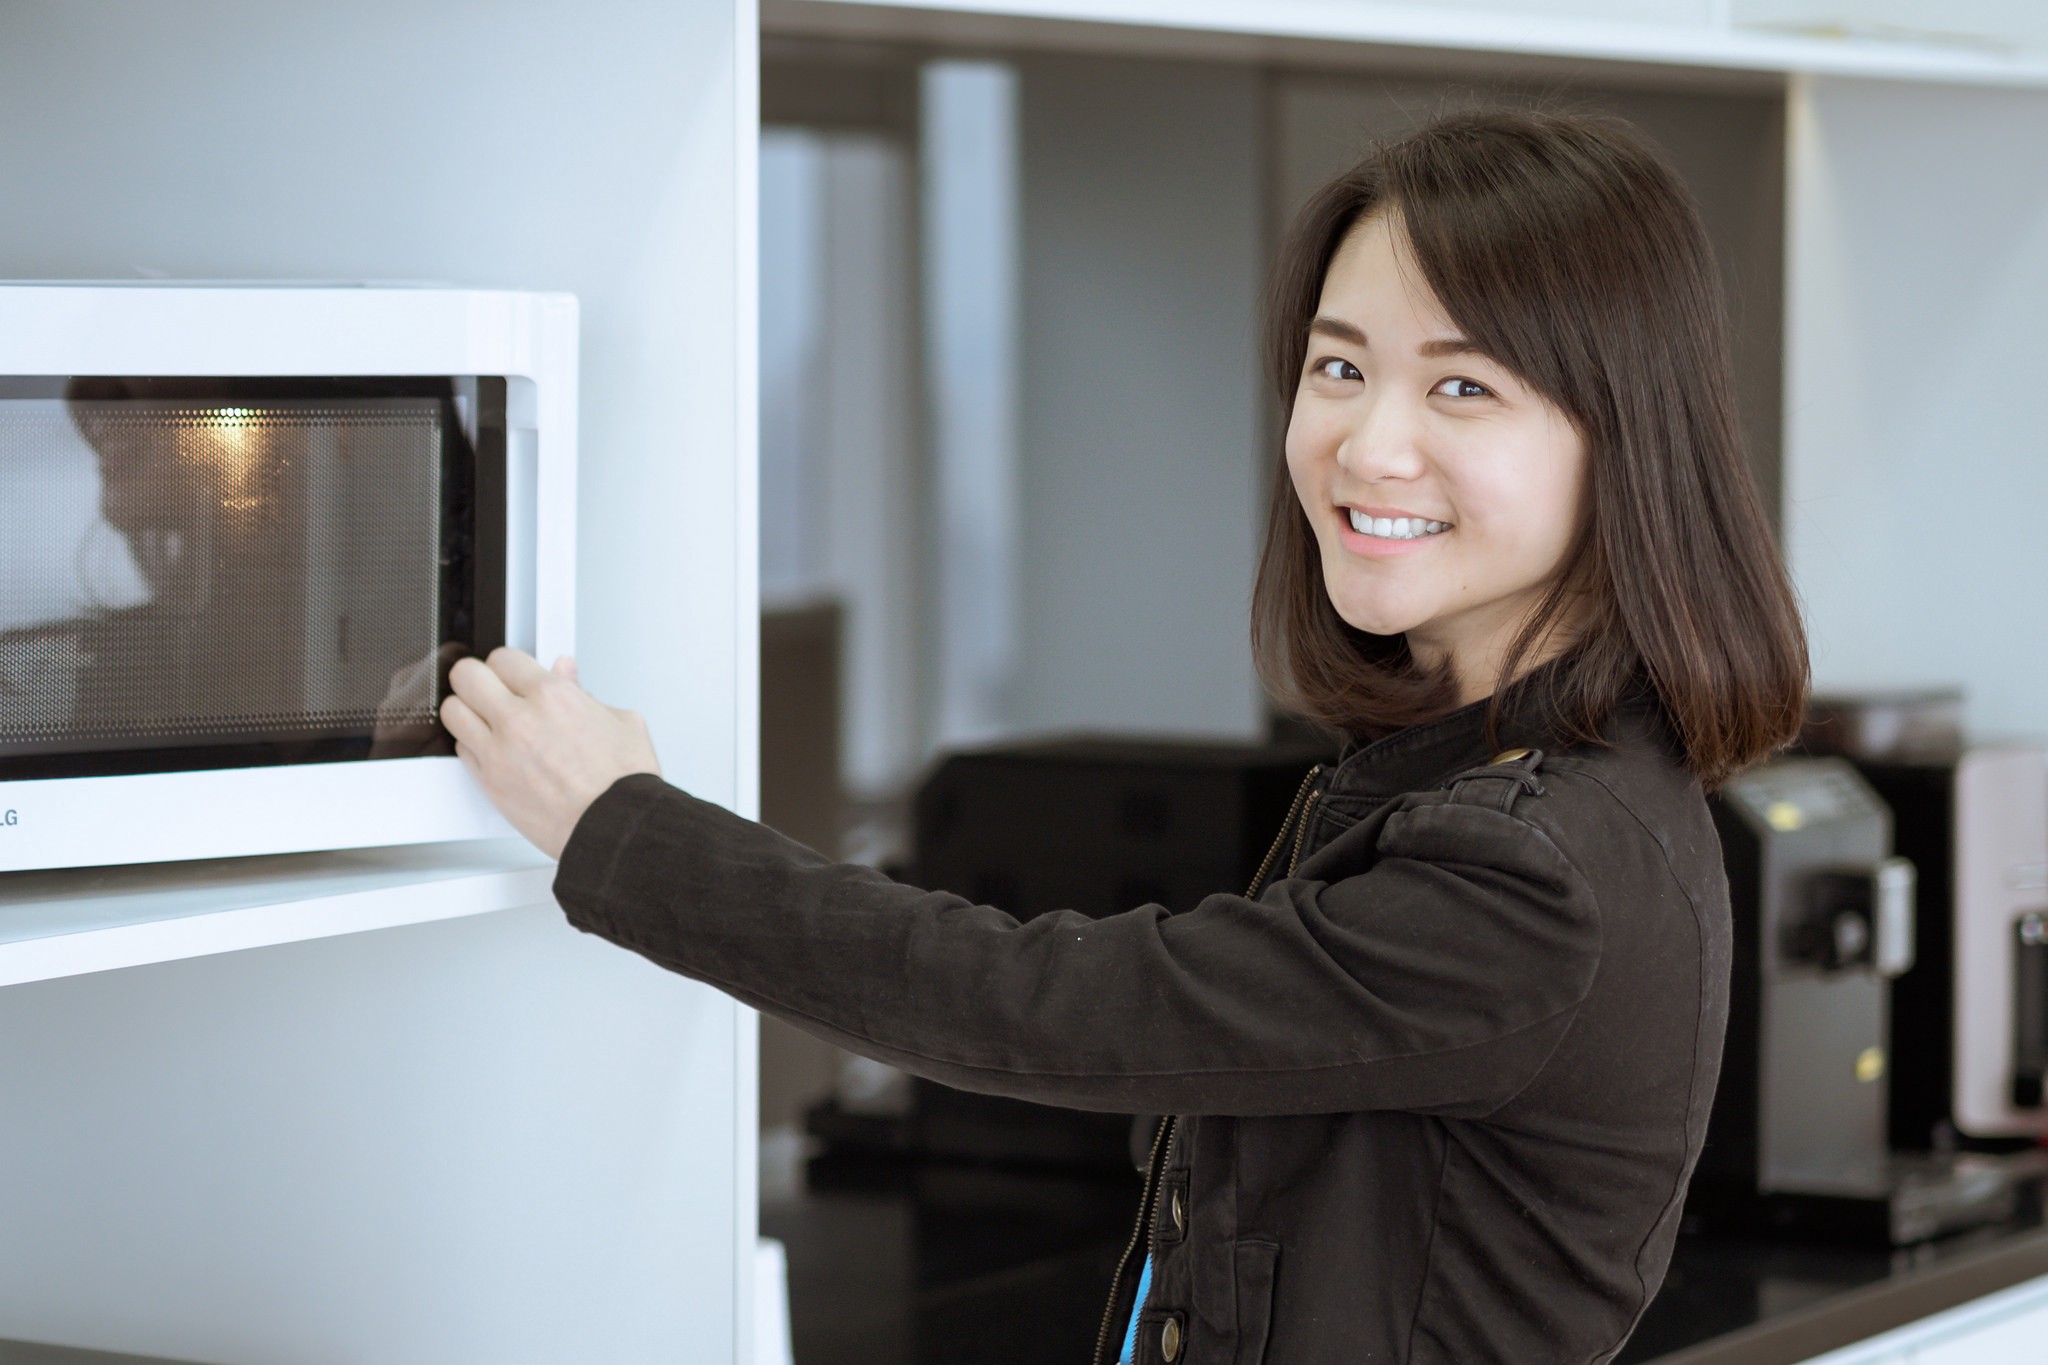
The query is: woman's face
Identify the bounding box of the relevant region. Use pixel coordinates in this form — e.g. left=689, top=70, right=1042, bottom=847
left=1284, top=212, right=1589, bottom=696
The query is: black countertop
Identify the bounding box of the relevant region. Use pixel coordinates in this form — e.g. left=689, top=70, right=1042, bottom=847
left=1618, top=1194, right=2048, bottom=1363
left=6, top=1176, right=2036, bottom=1365
left=766, top=1158, right=2048, bottom=1365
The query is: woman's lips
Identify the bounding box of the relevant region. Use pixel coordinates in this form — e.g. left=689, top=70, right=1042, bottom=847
left=1337, top=506, right=1450, bottom=558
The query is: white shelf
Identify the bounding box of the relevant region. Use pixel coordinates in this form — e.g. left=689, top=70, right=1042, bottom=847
left=0, top=840, right=555, bottom=989
left=764, top=0, right=2048, bottom=89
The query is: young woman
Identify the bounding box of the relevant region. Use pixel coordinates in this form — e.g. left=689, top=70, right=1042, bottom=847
left=444, top=108, right=1807, bottom=1364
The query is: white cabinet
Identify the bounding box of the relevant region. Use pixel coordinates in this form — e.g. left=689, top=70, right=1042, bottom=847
left=0, top=1, right=760, bottom=1361
left=767, top=0, right=2048, bottom=83
left=0, top=896, right=746, bottom=1365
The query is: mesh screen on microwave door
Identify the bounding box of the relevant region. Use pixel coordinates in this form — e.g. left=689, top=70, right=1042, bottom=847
left=0, top=399, right=444, bottom=754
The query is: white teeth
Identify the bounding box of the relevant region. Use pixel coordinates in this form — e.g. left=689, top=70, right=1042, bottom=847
left=1347, top=509, right=1449, bottom=540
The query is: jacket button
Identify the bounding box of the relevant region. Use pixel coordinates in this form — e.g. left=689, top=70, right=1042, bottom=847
left=1161, top=1317, right=1182, bottom=1362
left=1171, top=1189, right=1184, bottom=1233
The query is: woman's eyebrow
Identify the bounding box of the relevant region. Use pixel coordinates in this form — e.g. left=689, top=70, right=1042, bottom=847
left=1308, top=318, right=1484, bottom=361
left=1418, top=336, right=1484, bottom=359
left=1308, top=315, right=1368, bottom=346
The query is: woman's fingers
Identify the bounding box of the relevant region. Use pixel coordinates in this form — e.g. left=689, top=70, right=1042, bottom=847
left=486, top=646, right=552, bottom=696
left=448, top=654, right=518, bottom=723
left=439, top=648, right=662, bottom=860
left=439, top=693, right=489, bottom=749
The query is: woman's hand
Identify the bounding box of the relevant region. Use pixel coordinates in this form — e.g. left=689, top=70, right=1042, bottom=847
left=441, top=647, right=661, bottom=860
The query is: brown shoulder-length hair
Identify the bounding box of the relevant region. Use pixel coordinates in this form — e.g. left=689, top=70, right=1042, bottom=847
left=1251, top=107, right=1807, bottom=790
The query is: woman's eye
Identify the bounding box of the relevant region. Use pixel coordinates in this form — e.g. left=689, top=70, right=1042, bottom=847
left=1313, top=357, right=1362, bottom=383
left=1432, top=376, right=1491, bottom=399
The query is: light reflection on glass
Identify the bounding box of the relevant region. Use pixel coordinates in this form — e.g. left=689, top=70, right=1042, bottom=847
left=196, top=406, right=267, bottom=507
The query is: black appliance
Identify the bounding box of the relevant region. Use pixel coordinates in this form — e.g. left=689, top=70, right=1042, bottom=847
left=1797, top=692, right=2048, bottom=1157
left=1697, top=757, right=2025, bottom=1243
left=807, top=736, right=1330, bottom=1174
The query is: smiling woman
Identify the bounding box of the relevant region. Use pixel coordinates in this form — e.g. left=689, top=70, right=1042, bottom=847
left=1255, top=109, right=1806, bottom=786
left=1284, top=210, right=1591, bottom=705
left=449, top=106, right=1811, bottom=1365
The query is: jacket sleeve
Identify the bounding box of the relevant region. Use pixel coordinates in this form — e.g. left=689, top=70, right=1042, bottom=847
left=552, top=773, right=1603, bottom=1118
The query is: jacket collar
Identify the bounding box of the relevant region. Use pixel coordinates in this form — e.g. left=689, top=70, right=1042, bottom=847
left=1321, top=661, right=1652, bottom=801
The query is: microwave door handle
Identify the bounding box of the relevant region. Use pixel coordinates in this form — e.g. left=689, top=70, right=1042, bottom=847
left=504, top=425, right=539, bottom=656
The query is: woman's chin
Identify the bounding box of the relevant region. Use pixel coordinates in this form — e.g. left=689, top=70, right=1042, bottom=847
left=1328, top=601, right=1422, bottom=640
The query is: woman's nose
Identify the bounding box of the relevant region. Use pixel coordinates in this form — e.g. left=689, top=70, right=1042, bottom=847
left=1335, top=394, right=1428, bottom=481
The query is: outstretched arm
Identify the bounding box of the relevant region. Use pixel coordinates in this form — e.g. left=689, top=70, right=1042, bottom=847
left=447, top=647, right=1603, bottom=1118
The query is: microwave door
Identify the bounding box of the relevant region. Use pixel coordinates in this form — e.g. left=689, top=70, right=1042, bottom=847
left=0, top=386, right=471, bottom=777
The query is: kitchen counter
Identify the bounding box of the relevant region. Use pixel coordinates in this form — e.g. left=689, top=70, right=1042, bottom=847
left=1618, top=1193, right=2048, bottom=1363
left=765, top=1158, right=2048, bottom=1365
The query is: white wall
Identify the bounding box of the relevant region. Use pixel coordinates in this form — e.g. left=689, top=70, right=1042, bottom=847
left=760, top=131, right=831, bottom=606
left=923, top=61, right=1024, bottom=757
left=0, top=2, right=755, bottom=1361
left=759, top=128, right=925, bottom=795
left=1013, top=55, right=1267, bottom=741
left=1782, top=75, right=2048, bottom=738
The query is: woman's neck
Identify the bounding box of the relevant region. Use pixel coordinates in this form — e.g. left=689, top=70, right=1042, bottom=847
left=1413, top=615, right=1579, bottom=708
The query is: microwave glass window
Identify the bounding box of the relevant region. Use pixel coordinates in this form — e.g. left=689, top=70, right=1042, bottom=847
left=0, top=378, right=505, bottom=778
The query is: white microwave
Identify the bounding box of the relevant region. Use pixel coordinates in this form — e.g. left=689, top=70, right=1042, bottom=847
left=0, top=285, right=577, bottom=872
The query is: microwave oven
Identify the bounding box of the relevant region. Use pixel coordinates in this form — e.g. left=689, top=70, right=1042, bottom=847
left=0, top=285, right=576, bottom=872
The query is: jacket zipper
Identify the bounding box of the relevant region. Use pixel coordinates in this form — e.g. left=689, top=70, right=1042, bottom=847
left=1288, top=789, right=1322, bottom=877
left=1247, top=763, right=1324, bottom=900
left=1092, top=1115, right=1176, bottom=1365
left=1088, top=763, right=1324, bottom=1365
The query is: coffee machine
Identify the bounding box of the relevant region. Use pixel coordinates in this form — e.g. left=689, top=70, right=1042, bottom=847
left=1696, top=757, right=2027, bottom=1243
left=1802, top=694, right=2048, bottom=1152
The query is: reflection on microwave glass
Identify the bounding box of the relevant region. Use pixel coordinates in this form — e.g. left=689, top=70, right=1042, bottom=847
left=0, top=392, right=448, bottom=758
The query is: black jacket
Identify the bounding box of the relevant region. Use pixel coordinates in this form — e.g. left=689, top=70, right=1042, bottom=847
left=553, top=686, right=1731, bottom=1364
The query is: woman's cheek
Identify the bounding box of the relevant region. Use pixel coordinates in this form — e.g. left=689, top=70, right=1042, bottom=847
left=1282, top=413, right=1319, bottom=486
left=1291, top=390, right=1352, bottom=447
left=1284, top=450, right=1329, bottom=529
